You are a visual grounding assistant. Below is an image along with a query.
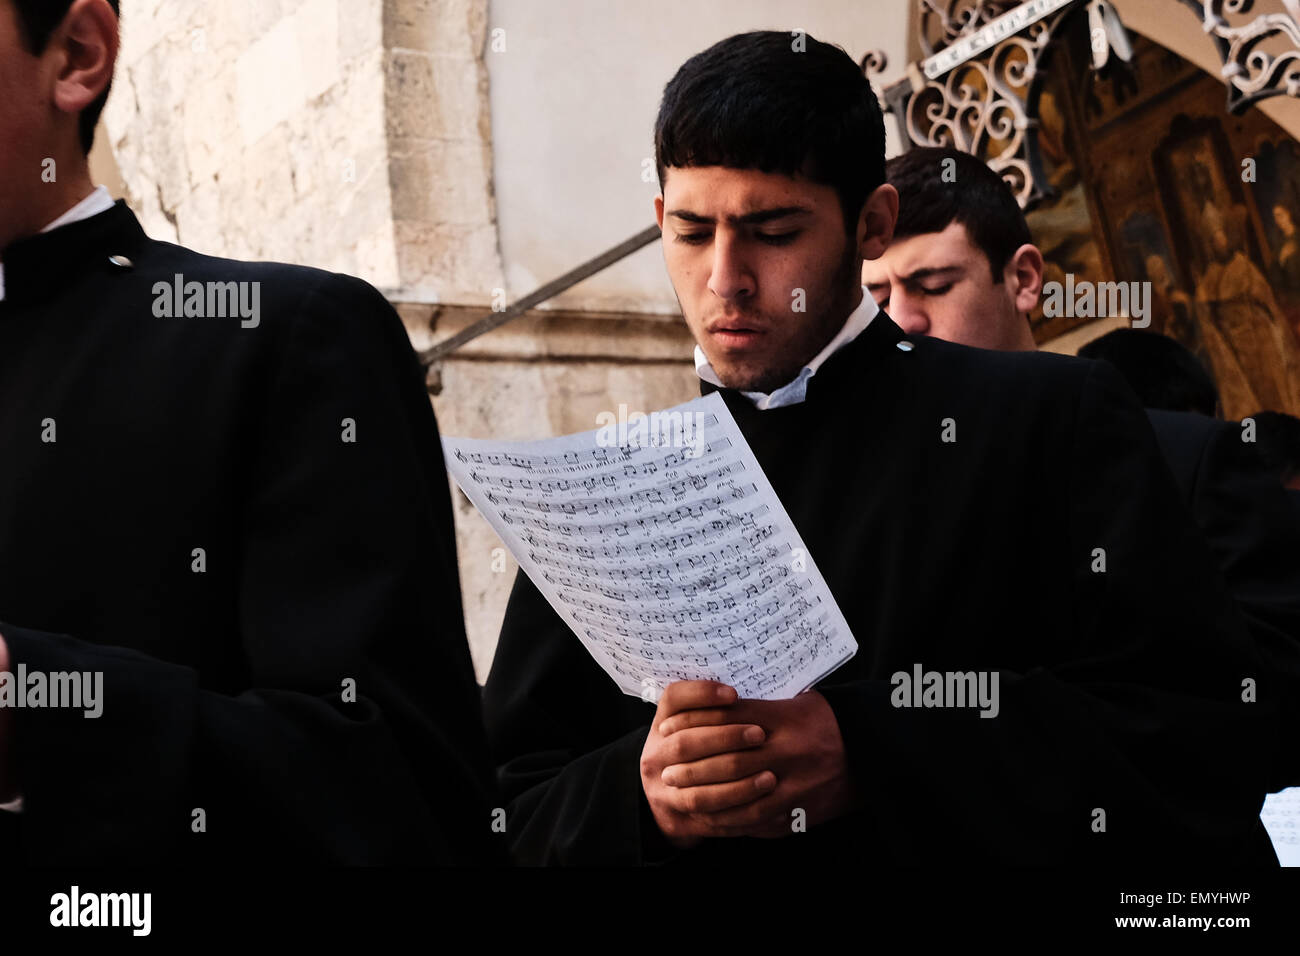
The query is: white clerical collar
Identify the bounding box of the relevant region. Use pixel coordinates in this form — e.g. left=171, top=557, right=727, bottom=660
left=694, top=286, right=878, bottom=410
left=0, top=185, right=115, bottom=303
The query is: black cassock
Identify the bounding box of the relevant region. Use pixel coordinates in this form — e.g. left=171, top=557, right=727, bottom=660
left=1145, top=409, right=1300, bottom=792
left=484, top=311, right=1278, bottom=866
left=0, top=202, right=498, bottom=864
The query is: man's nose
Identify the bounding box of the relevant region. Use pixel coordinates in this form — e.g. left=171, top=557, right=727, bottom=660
left=707, top=234, right=755, bottom=302
left=886, top=291, right=930, bottom=336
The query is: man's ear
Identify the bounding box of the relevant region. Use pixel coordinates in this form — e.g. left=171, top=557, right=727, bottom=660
left=654, top=195, right=665, bottom=230
left=858, top=183, right=898, bottom=261
left=1007, top=243, right=1045, bottom=313
left=49, top=0, right=119, bottom=120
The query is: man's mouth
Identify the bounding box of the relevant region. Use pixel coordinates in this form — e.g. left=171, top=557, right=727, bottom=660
left=707, top=322, right=765, bottom=349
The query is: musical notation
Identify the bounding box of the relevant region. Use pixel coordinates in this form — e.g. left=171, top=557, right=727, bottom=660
left=1262, top=788, right=1300, bottom=865
left=442, top=392, right=857, bottom=700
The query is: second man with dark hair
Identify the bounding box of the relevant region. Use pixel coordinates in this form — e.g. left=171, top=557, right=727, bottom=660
left=867, top=144, right=1300, bottom=796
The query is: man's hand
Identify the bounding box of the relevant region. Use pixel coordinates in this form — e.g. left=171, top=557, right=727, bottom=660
left=0, top=633, right=13, bottom=802
left=640, top=680, right=775, bottom=848
left=659, top=689, right=858, bottom=840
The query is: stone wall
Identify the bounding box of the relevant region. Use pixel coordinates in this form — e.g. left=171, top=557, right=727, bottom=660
left=104, top=0, right=502, bottom=301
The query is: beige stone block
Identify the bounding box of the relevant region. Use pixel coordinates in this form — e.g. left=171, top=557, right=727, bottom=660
left=171, top=14, right=231, bottom=87
left=242, top=126, right=298, bottom=220
left=236, top=17, right=306, bottom=145
left=295, top=0, right=341, bottom=101
left=384, top=50, right=483, bottom=143
left=316, top=47, right=389, bottom=167
left=236, top=0, right=293, bottom=38
left=393, top=219, right=503, bottom=303
left=385, top=0, right=487, bottom=57
left=182, top=70, right=239, bottom=184
left=334, top=155, right=397, bottom=245
left=115, top=0, right=183, bottom=69
left=101, top=61, right=137, bottom=152
left=120, top=40, right=192, bottom=212
left=389, top=139, right=492, bottom=225
left=171, top=175, right=224, bottom=257
left=355, top=223, right=402, bottom=291
left=128, top=177, right=180, bottom=245
left=337, top=0, right=384, bottom=64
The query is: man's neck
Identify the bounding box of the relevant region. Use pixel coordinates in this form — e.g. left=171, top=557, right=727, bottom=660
left=0, top=169, right=97, bottom=256
left=1012, top=315, right=1038, bottom=351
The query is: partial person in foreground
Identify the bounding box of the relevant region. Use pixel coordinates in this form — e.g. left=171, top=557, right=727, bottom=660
left=0, top=0, right=498, bottom=863
left=866, top=145, right=1300, bottom=794
left=484, top=33, right=1275, bottom=865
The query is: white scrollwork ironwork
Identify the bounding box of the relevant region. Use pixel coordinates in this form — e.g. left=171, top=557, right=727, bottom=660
left=918, top=0, right=1025, bottom=57
left=901, top=9, right=1073, bottom=206
left=1179, top=0, right=1300, bottom=111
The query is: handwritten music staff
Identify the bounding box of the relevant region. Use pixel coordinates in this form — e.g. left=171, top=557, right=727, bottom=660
left=442, top=392, right=857, bottom=700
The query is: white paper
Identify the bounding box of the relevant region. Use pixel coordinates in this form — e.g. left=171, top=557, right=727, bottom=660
left=443, top=392, right=857, bottom=700
left=1262, top=787, right=1300, bottom=866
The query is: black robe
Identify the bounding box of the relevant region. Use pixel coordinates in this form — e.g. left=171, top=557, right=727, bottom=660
left=1146, top=409, right=1300, bottom=792
left=0, top=202, right=499, bottom=864
left=483, top=311, right=1277, bottom=865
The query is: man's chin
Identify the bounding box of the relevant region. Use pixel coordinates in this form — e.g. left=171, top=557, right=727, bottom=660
left=711, top=364, right=794, bottom=394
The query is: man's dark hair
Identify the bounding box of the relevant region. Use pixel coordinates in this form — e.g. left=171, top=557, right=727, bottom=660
left=1077, top=329, right=1220, bottom=416
left=654, top=31, right=886, bottom=234
left=887, top=146, right=1031, bottom=282
left=11, top=0, right=120, bottom=154
left=1248, top=410, right=1300, bottom=485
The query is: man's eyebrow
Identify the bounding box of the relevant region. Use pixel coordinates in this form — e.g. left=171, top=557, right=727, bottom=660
left=898, top=265, right=964, bottom=282
left=665, top=206, right=813, bottom=225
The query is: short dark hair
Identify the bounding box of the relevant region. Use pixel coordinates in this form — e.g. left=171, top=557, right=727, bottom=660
left=1077, top=329, right=1220, bottom=417
left=1248, top=410, right=1300, bottom=485
left=886, top=147, right=1032, bottom=282
left=654, top=31, right=886, bottom=234
left=11, top=0, right=120, bottom=154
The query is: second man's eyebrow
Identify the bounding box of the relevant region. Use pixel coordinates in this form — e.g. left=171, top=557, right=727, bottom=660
left=665, top=205, right=814, bottom=225
left=898, top=265, right=964, bottom=281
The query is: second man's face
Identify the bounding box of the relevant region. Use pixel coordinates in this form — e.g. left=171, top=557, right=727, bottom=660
left=862, top=221, right=1032, bottom=352
left=655, top=166, right=865, bottom=394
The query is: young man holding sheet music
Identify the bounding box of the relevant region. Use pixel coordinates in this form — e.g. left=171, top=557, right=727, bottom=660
left=481, top=30, right=1276, bottom=865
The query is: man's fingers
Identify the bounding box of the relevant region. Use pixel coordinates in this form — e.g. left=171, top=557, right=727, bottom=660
left=658, top=707, right=744, bottom=737
left=665, top=771, right=777, bottom=815
left=659, top=724, right=765, bottom=765
left=699, top=791, right=786, bottom=830
left=662, top=748, right=769, bottom=787
left=656, top=680, right=736, bottom=723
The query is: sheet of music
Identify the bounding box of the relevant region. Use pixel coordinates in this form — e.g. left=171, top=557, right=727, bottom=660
left=443, top=392, right=857, bottom=700
left=1262, top=788, right=1300, bottom=867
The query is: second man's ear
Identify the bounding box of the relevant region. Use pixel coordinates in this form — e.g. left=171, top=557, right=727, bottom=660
left=1007, top=243, right=1046, bottom=314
